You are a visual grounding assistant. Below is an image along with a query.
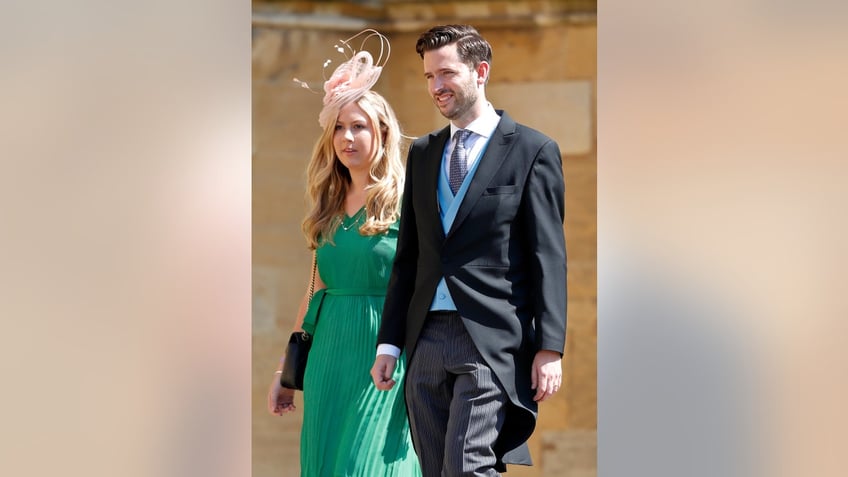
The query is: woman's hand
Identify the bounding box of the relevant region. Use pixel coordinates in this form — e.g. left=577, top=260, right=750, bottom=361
left=267, top=374, right=297, bottom=415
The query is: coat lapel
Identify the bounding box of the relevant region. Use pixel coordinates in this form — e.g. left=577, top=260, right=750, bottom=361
left=422, top=127, right=451, bottom=242
left=447, top=111, right=518, bottom=238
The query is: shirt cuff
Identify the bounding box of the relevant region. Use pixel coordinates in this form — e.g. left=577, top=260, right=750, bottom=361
left=376, top=344, right=401, bottom=359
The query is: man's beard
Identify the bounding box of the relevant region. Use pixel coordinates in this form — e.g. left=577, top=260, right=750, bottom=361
left=437, top=84, right=477, bottom=121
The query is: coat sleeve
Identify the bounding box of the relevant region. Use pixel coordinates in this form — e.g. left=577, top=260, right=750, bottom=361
left=522, top=138, right=567, bottom=354
left=377, top=144, right=420, bottom=350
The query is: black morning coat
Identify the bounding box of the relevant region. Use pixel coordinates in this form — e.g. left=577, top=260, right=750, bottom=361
left=378, top=111, right=568, bottom=470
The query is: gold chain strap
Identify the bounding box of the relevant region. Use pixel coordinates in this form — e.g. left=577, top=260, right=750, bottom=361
left=307, top=251, right=317, bottom=304
left=299, top=251, right=319, bottom=341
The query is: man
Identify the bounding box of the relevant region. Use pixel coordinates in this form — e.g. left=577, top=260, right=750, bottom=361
left=370, top=24, right=567, bottom=476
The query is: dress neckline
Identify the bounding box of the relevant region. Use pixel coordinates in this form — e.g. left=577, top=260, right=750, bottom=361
left=344, top=205, right=365, bottom=220
left=340, top=206, right=365, bottom=231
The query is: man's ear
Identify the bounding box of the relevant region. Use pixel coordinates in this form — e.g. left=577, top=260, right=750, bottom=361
left=476, top=61, right=490, bottom=86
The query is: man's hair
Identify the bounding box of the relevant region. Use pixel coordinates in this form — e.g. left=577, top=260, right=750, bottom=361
left=415, top=24, right=492, bottom=69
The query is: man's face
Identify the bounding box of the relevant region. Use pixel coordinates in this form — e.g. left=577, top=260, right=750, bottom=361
left=422, top=43, right=480, bottom=123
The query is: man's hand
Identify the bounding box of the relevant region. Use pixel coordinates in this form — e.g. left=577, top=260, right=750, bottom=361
left=531, top=350, right=563, bottom=402
left=371, top=354, right=399, bottom=391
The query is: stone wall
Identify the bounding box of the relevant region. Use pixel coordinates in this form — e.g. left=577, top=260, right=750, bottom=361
left=253, top=2, right=595, bottom=475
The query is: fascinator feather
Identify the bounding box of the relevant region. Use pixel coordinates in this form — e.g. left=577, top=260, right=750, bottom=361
left=294, top=29, right=391, bottom=129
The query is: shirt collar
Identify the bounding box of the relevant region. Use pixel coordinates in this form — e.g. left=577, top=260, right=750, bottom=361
left=450, top=103, right=500, bottom=140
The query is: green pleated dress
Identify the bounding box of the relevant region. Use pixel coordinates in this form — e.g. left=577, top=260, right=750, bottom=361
left=300, top=211, right=421, bottom=477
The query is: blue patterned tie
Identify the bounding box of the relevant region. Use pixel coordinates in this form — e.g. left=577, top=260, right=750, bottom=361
left=449, top=129, right=471, bottom=195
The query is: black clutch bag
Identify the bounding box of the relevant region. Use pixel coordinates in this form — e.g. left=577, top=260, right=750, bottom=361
left=279, top=253, right=325, bottom=391
left=279, top=331, right=312, bottom=390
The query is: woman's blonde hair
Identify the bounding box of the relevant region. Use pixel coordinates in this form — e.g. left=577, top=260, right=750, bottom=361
left=302, top=90, right=405, bottom=249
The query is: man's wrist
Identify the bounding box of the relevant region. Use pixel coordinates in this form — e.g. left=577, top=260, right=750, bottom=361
left=376, top=344, right=401, bottom=359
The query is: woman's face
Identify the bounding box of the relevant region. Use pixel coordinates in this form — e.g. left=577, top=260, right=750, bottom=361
left=333, top=101, right=376, bottom=175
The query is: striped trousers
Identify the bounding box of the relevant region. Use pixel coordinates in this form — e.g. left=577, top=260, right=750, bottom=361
left=405, top=311, right=507, bottom=477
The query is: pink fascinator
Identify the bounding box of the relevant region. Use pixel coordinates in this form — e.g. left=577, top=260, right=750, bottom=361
left=293, top=29, right=391, bottom=129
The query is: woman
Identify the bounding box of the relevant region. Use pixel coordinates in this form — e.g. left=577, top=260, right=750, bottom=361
left=266, top=30, right=421, bottom=477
